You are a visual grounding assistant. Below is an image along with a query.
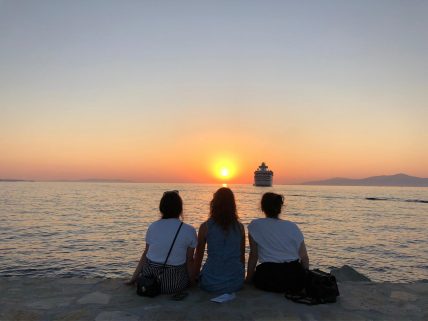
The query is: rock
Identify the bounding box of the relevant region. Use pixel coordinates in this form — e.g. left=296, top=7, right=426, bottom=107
left=27, top=297, right=74, bottom=309
left=1, top=277, right=427, bottom=321
left=57, top=278, right=100, bottom=286
left=95, top=311, right=139, bottom=321
left=77, top=291, right=111, bottom=304
left=390, top=291, right=418, bottom=302
left=52, top=309, right=89, bottom=321
left=0, top=309, right=42, bottom=321
left=331, top=265, right=371, bottom=282
left=143, top=304, right=163, bottom=310
left=403, top=282, right=428, bottom=295
left=280, top=312, right=301, bottom=321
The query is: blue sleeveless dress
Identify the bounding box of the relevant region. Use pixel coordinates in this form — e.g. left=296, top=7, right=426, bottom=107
left=200, top=219, right=244, bottom=293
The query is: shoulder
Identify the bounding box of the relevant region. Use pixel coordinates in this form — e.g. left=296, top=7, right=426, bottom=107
left=248, top=218, right=265, bottom=229
left=148, top=219, right=162, bottom=230
left=182, top=222, right=197, bottom=238
left=199, top=221, right=208, bottom=233
left=146, top=219, right=162, bottom=241
left=248, top=218, right=269, bottom=236
left=249, top=218, right=264, bottom=225
left=182, top=222, right=196, bottom=232
left=196, top=221, right=208, bottom=240
left=283, top=220, right=303, bottom=235
left=283, top=220, right=299, bottom=229
left=237, top=221, right=245, bottom=233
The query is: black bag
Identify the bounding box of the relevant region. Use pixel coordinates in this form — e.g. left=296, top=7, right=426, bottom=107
left=253, top=260, right=306, bottom=293
left=136, top=222, right=183, bottom=297
left=136, top=275, right=161, bottom=297
left=285, top=269, right=340, bottom=305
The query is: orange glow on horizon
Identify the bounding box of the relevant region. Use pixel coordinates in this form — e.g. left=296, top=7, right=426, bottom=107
left=211, top=156, right=238, bottom=182
left=1, top=126, right=426, bottom=184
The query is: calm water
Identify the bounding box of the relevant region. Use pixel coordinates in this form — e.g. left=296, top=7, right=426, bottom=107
left=1, top=182, right=427, bottom=282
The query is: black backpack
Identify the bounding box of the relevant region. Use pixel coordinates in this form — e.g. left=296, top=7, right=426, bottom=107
left=285, top=269, right=340, bottom=305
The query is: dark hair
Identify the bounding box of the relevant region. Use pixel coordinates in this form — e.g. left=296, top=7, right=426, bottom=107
left=261, top=192, right=284, bottom=218
left=210, top=187, right=238, bottom=231
left=159, top=191, right=183, bottom=219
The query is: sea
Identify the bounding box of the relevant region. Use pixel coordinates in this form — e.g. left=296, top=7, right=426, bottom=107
left=0, top=182, right=427, bottom=283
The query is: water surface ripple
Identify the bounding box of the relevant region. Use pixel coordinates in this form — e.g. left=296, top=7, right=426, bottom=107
left=1, top=182, right=427, bottom=282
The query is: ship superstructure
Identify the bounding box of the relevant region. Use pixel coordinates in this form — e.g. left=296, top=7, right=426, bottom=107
left=254, top=162, right=273, bottom=187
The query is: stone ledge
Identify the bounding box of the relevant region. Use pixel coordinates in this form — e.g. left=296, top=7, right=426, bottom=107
left=0, top=278, right=427, bottom=321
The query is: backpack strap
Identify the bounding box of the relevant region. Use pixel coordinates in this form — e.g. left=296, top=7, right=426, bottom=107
left=284, top=293, right=318, bottom=305
left=161, top=221, right=183, bottom=268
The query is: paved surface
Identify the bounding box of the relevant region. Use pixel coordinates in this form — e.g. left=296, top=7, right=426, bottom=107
left=0, top=278, right=427, bottom=320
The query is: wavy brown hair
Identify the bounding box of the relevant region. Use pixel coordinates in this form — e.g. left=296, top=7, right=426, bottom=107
left=210, top=187, right=239, bottom=231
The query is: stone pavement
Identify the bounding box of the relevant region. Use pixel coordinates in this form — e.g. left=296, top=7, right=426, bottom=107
left=0, top=278, right=427, bottom=321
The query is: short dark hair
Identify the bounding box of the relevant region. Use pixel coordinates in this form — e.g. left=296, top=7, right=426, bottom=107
left=159, top=191, right=183, bottom=219
left=261, top=192, right=284, bottom=218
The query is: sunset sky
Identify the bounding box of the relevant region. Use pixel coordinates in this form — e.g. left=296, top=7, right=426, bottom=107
left=1, top=1, right=427, bottom=184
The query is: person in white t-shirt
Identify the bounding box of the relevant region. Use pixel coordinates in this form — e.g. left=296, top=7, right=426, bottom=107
left=127, top=191, right=197, bottom=294
left=246, top=192, right=309, bottom=293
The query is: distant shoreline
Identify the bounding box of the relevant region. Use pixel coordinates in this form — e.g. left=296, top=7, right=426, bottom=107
left=0, top=179, right=133, bottom=183
left=2, top=173, right=428, bottom=187
left=302, top=173, right=428, bottom=187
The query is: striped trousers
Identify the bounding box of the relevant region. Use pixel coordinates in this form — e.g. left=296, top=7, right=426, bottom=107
left=142, top=260, right=189, bottom=294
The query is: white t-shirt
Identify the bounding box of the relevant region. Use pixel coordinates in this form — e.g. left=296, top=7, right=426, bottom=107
left=145, top=218, right=197, bottom=266
left=248, top=217, right=304, bottom=263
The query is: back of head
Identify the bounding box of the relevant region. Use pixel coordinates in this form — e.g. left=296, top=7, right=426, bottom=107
left=261, top=192, right=284, bottom=218
left=210, top=187, right=238, bottom=230
left=159, top=191, right=183, bottom=219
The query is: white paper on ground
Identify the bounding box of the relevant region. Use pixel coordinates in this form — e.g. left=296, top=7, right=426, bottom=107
left=210, top=293, right=236, bottom=303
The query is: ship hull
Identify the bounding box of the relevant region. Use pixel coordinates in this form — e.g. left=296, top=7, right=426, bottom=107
left=254, top=176, right=273, bottom=187
left=253, top=182, right=272, bottom=187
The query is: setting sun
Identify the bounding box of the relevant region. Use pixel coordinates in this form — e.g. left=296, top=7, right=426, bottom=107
left=211, top=156, right=238, bottom=181
left=216, top=165, right=233, bottom=181
left=220, top=168, right=229, bottom=177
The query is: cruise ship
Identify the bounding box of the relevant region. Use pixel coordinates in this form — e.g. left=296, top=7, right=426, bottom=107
left=254, top=162, right=273, bottom=187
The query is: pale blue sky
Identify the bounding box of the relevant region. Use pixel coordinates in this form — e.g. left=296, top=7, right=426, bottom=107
left=1, top=0, right=427, bottom=182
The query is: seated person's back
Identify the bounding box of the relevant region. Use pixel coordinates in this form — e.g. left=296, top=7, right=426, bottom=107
left=127, top=191, right=197, bottom=294
left=248, top=217, right=303, bottom=263
left=194, top=187, right=245, bottom=294
left=247, top=193, right=309, bottom=293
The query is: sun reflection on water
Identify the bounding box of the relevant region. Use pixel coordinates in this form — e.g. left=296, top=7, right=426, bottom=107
left=0, top=182, right=427, bottom=282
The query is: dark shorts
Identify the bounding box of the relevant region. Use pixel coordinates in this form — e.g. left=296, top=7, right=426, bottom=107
left=253, top=260, right=305, bottom=293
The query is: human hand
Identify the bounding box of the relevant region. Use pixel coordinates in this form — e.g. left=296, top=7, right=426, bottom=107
left=189, top=275, right=198, bottom=287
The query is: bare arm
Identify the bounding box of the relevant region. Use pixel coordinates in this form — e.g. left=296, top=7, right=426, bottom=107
left=239, top=223, right=246, bottom=265
left=186, top=246, right=196, bottom=285
left=193, top=222, right=207, bottom=281
left=126, top=244, right=149, bottom=285
left=246, top=234, right=258, bottom=283
left=299, top=241, right=309, bottom=269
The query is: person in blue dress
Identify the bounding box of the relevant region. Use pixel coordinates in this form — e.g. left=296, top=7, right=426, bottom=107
left=194, top=187, right=245, bottom=294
